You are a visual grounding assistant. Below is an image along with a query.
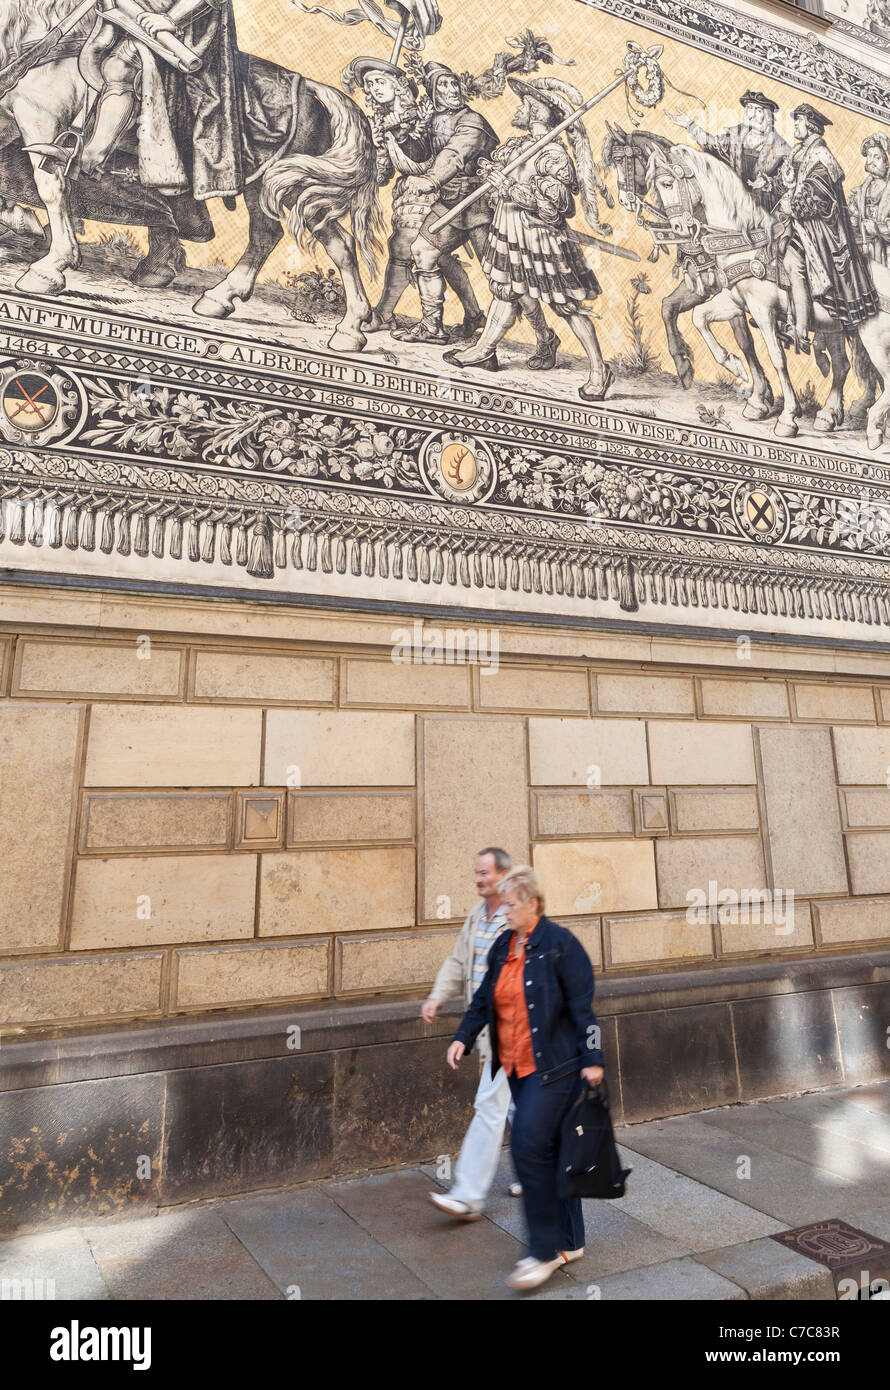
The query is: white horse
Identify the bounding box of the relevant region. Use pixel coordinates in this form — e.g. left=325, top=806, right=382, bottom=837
left=646, top=144, right=890, bottom=448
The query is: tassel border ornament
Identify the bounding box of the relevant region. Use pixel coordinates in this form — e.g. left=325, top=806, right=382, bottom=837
left=0, top=483, right=887, bottom=630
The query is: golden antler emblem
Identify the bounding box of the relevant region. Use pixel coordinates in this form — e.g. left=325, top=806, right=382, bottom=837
left=439, top=441, right=477, bottom=492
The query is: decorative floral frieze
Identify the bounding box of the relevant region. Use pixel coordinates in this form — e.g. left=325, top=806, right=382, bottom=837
left=83, top=380, right=427, bottom=489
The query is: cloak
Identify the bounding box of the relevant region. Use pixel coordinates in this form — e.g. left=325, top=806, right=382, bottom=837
left=789, top=138, right=879, bottom=328
left=123, top=0, right=245, bottom=200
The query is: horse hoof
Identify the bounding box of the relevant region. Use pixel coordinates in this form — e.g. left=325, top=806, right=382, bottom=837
left=16, top=267, right=66, bottom=295
left=133, top=270, right=177, bottom=290
left=774, top=419, right=798, bottom=439
left=132, top=263, right=177, bottom=290
left=676, top=362, right=694, bottom=391
left=328, top=328, right=366, bottom=352
left=193, top=294, right=235, bottom=319
left=867, top=428, right=883, bottom=450
left=743, top=402, right=769, bottom=421
left=814, top=410, right=841, bottom=433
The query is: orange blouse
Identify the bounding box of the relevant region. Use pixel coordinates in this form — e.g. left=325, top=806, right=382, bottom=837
left=494, top=933, right=536, bottom=1077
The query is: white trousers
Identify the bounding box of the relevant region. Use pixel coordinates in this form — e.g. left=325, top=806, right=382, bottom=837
left=448, top=1059, right=515, bottom=1210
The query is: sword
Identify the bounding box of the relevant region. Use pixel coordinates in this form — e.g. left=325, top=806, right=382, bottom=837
left=575, top=228, right=640, bottom=261
left=0, top=0, right=99, bottom=101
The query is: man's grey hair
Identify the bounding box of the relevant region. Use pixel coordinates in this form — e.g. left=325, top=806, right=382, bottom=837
left=477, top=846, right=512, bottom=872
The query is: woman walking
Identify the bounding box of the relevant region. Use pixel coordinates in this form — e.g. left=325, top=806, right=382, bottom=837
left=446, top=865, right=604, bottom=1291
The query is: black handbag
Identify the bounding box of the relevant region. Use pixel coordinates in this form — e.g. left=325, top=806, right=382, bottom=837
left=557, top=1080, right=632, bottom=1200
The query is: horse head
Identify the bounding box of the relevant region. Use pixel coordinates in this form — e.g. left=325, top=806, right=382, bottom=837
left=603, top=124, right=675, bottom=217
left=645, top=144, right=706, bottom=243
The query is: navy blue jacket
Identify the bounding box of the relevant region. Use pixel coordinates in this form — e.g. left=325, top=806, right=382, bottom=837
left=452, top=915, right=605, bottom=1084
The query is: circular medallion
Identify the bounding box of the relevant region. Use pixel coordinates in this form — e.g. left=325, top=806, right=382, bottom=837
left=1, top=370, right=59, bottom=433
left=732, top=482, right=788, bottom=544
left=0, top=363, right=86, bottom=446
left=420, top=431, right=495, bottom=504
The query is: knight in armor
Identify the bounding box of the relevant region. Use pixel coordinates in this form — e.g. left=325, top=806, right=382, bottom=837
left=669, top=90, right=791, bottom=211
left=76, top=0, right=244, bottom=202
left=850, top=133, right=890, bottom=266
left=778, top=103, right=879, bottom=353
left=391, top=62, right=539, bottom=347
left=345, top=56, right=484, bottom=336
left=444, top=77, right=613, bottom=401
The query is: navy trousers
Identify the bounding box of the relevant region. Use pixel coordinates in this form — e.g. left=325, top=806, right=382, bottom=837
left=507, top=1068, right=585, bottom=1261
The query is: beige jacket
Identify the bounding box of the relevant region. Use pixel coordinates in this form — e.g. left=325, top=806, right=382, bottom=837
left=429, top=899, right=504, bottom=1062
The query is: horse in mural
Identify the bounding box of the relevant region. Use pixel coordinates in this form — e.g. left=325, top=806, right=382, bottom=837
left=602, top=122, right=774, bottom=413
left=0, top=0, right=382, bottom=351
left=611, top=127, right=890, bottom=447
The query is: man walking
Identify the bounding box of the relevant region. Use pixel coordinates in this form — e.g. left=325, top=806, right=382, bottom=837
left=421, top=846, right=520, bottom=1217
left=344, top=56, right=486, bottom=337
left=391, top=63, right=502, bottom=344
left=442, top=76, right=614, bottom=400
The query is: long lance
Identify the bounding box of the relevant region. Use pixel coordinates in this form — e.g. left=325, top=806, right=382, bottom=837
left=0, top=0, right=99, bottom=101
left=389, top=16, right=407, bottom=65
left=428, top=44, right=663, bottom=235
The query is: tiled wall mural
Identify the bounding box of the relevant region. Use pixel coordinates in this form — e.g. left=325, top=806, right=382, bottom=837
left=2, top=0, right=890, bottom=633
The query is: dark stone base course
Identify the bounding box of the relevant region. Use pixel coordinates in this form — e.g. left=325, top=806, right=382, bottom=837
left=1, top=951, right=889, bottom=1234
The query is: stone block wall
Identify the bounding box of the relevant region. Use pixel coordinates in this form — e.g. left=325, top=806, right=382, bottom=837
left=2, top=585, right=890, bottom=1036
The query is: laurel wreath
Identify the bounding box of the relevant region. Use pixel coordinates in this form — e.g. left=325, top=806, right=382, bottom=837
left=623, top=45, right=664, bottom=108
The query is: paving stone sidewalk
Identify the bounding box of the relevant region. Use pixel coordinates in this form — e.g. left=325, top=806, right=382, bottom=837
left=2, top=1081, right=889, bottom=1301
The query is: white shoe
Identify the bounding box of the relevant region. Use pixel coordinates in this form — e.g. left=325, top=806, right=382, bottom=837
left=506, top=1255, right=564, bottom=1290
left=508, top=1182, right=523, bottom=1197
left=558, top=1247, right=584, bottom=1264
left=428, top=1193, right=482, bottom=1220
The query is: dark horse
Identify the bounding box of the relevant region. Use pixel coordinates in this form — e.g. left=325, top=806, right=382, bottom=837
left=2, top=0, right=381, bottom=351
left=601, top=121, right=774, bottom=413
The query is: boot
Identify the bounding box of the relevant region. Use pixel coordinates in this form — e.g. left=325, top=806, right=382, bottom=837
left=525, top=328, right=560, bottom=371
left=394, top=314, right=449, bottom=343
left=442, top=346, right=499, bottom=372
left=579, top=364, right=615, bottom=401
left=783, top=318, right=811, bottom=354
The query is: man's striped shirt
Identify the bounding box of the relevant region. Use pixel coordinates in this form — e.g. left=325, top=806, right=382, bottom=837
left=471, top=903, right=508, bottom=995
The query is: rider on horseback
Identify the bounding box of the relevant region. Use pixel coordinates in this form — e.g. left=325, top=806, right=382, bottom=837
left=850, top=133, right=890, bottom=266
left=778, top=103, right=879, bottom=354
left=76, top=0, right=243, bottom=203
left=669, top=90, right=790, bottom=212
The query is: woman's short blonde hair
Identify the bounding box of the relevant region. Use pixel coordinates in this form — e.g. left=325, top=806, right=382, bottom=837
left=499, top=865, right=545, bottom=914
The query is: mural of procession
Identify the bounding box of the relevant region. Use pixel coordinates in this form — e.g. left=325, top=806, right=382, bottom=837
left=3, top=0, right=890, bottom=449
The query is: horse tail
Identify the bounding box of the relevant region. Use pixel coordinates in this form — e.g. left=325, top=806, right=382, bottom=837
left=261, top=78, right=383, bottom=278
